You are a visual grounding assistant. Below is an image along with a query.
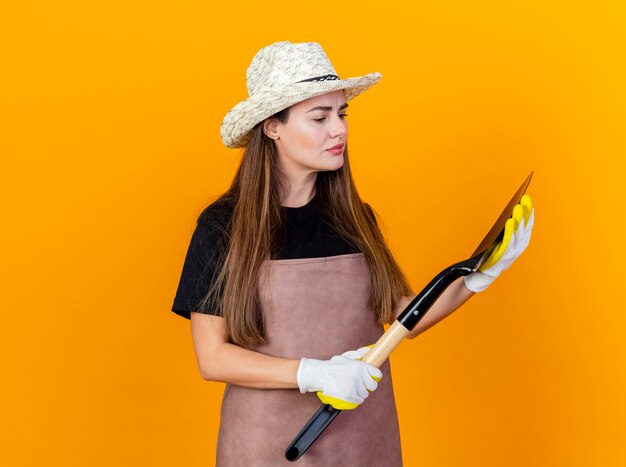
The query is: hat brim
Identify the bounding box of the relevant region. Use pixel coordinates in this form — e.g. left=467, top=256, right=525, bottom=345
left=220, top=72, right=382, bottom=148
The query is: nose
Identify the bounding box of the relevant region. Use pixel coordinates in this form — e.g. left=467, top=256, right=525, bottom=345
left=329, top=114, right=347, bottom=139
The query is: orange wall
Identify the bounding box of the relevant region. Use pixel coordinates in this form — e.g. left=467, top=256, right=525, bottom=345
left=2, top=1, right=625, bottom=465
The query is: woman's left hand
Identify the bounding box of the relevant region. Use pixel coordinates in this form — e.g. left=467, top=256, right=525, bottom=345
left=464, top=194, right=535, bottom=293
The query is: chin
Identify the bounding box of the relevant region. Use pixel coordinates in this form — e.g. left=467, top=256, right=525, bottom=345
left=319, top=156, right=344, bottom=172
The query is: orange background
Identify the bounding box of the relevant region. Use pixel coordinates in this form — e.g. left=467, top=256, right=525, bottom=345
left=2, top=1, right=625, bottom=465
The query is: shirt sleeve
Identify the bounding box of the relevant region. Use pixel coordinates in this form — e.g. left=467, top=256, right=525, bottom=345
left=171, top=219, right=227, bottom=320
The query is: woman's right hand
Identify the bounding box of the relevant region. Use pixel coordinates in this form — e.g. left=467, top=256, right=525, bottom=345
left=296, top=346, right=383, bottom=410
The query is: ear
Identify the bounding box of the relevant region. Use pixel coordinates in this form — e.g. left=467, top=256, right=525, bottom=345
left=263, top=118, right=280, bottom=140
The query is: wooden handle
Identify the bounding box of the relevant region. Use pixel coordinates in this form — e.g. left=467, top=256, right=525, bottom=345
left=362, top=321, right=410, bottom=368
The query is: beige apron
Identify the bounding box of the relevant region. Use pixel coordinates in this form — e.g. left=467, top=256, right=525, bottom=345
left=216, top=253, right=403, bottom=466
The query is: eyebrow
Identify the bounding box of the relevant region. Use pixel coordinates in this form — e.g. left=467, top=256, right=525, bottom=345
left=306, top=103, right=349, bottom=113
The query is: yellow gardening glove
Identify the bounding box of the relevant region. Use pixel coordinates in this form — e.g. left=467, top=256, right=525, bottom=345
left=464, top=195, right=534, bottom=292
left=297, top=345, right=382, bottom=411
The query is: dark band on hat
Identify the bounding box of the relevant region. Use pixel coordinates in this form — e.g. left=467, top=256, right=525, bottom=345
left=296, top=74, right=340, bottom=83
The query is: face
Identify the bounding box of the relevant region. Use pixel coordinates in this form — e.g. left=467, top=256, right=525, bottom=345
left=266, top=90, right=348, bottom=180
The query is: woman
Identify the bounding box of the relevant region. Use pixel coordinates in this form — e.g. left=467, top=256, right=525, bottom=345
left=171, top=41, right=534, bottom=466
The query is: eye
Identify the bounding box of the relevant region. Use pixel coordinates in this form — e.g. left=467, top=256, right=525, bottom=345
left=313, top=114, right=349, bottom=123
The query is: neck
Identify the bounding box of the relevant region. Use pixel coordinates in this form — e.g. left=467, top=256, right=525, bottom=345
left=279, top=171, right=318, bottom=207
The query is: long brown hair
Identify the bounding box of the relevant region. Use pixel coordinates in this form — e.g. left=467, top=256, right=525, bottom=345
left=199, top=107, right=412, bottom=349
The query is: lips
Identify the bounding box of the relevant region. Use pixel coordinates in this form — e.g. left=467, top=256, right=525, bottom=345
left=328, top=144, right=344, bottom=150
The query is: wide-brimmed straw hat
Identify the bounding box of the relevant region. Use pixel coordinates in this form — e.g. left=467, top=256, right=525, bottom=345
left=220, top=41, right=382, bottom=148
